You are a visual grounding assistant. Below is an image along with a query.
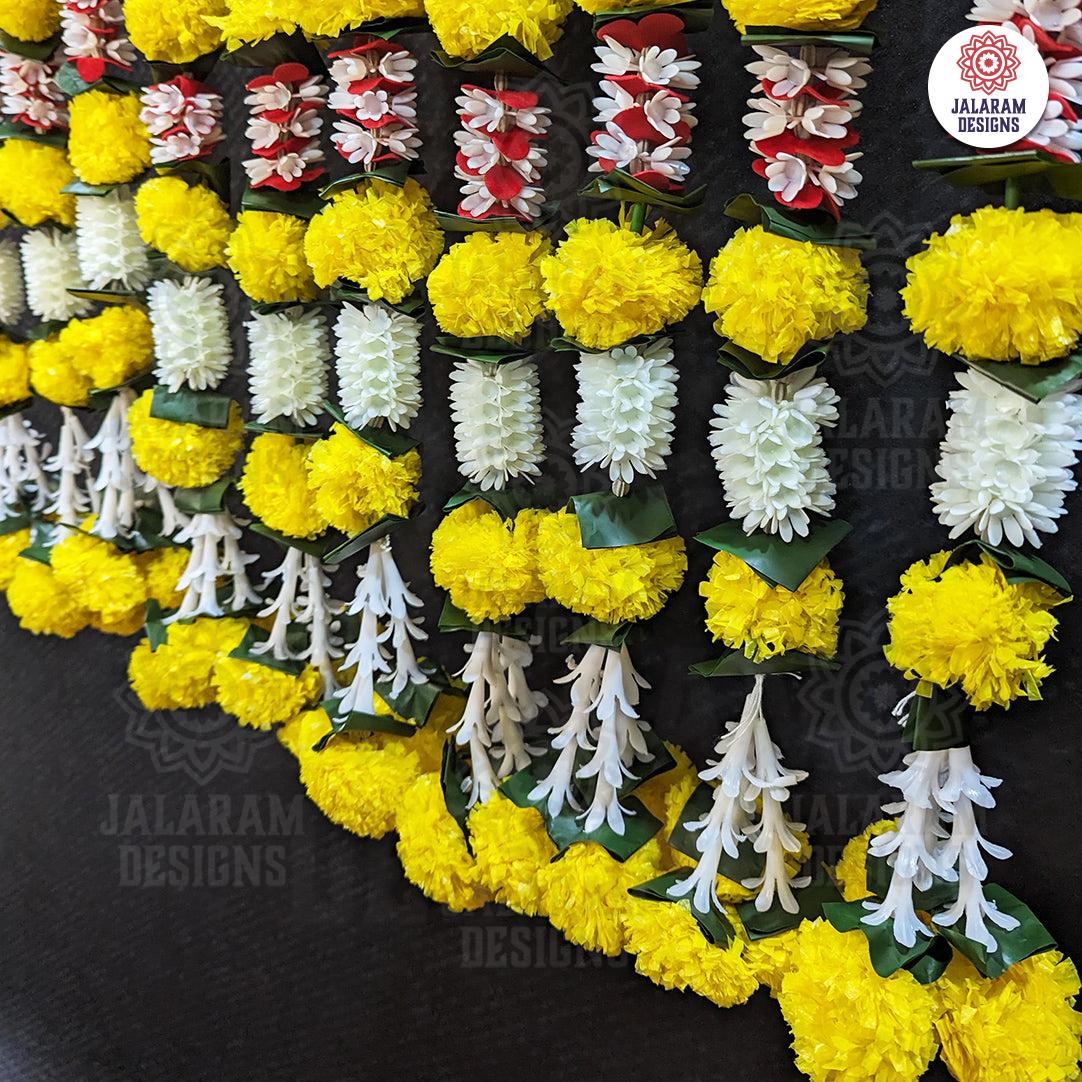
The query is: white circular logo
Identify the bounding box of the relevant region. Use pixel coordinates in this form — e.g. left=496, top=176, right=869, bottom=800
left=927, top=25, right=1049, bottom=149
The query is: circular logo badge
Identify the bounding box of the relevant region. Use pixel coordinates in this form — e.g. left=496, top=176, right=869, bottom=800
left=928, top=25, right=1049, bottom=149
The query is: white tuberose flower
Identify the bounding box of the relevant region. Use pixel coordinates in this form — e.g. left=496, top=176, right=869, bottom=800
left=147, top=276, right=232, bottom=393
left=74, top=188, right=151, bottom=291
left=0, top=238, right=24, bottom=325
left=245, top=308, right=329, bottom=427
left=20, top=228, right=92, bottom=322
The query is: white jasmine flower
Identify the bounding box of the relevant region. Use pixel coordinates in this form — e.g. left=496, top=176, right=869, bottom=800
left=147, top=276, right=232, bottom=393
left=20, top=228, right=91, bottom=322
left=746, top=45, right=871, bottom=97
left=44, top=406, right=96, bottom=532
left=245, top=308, right=329, bottom=427
left=169, top=509, right=260, bottom=621
left=0, top=411, right=49, bottom=516
left=74, top=189, right=151, bottom=291
left=0, top=237, right=24, bottom=325
left=85, top=388, right=140, bottom=541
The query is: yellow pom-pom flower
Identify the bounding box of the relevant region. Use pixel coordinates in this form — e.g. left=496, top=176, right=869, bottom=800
left=134, top=177, right=231, bottom=272
left=428, top=232, right=549, bottom=340
left=226, top=211, right=318, bottom=303
left=124, top=0, right=224, bottom=62
left=304, top=180, right=442, bottom=303
left=0, top=141, right=75, bottom=227
left=536, top=509, right=686, bottom=624
left=541, top=217, right=701, bottom=350
left=136, top=547, right=190, bottom=610
left=430, top=501, right=547, bottom=623
left=0, top=528, right=31, bottom=588
left=128, top=389, right=244, bottom=488
left=779, top=919, right=939, bottom=1082
left=212, top=657, right=323, bottom=729
left=902, top=206, right=1082, bottom=365
left=468, top=794, right=556, bottom=916
left=396, top=771, right=493, bottom=911
left=6, top=558, right=91, bottom=637
left=834, top=819, right=897, bottom=902
left=59, top=307, right=152, bottom=390
left=0, top=337, right=29, bottom=408
left=68, top=91, right=151, bottom=186
left=27, top=337, right=90, bottom=407
left=240, top=434, right=327, bottom=540
left=426, top=0, right=571, bottom=59
left=204, top=0, right=293, bottom=50
left=885, top=551, right=1060, bottom=710
left=702, top=227, right=868, bottom=364
left=740, top=925, right=800, bottom=996
left=0, top=0, right=59, bottom=40
left=305, top=424, right=420, bottom=536
left=700, top=551, right=843, bottom=661
left=721, top=0, right=877, bottom=32
left=934, top=951, right=1082, bottom=1082
left=623, top=896, right=759, bottom=1008
left=291, top=0, right=423, bottom=36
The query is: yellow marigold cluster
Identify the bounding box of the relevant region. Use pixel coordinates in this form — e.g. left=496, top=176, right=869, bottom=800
left=426, top=0, right=571, bottom=60
left=934, top=952, right=1082, bottom=1082
left=0, top=336, right=29, bottom=408
left=134, top=178, right=231, bottom=272
left=226, top=211, right=318, bottom=303
left=885, top=551, right=1060, bottom=710
left=396, top=771, right=493, bottom=911
left=430, top=501, right=547, bottom=623
left=623, top=896, right=760, bottom=1008
left=541, top=218, right=702, bottom=350
left=6, top=558, right=91, bottom=637
left=700, top=552, right=843, bottom=661
left=702, top=227, right=868, bottom=364
left=0, top=0, right=59, bottom=40
left=124, top=0, right=224, bottom=62
left=303, top=180, right=442, bottom=304
left=468, top=794, right=555, bottom=916
left=128, top=389, right=244, bottom=488
left=721, top=0, right=877, bottom=32
left=205, top=0, right=292, bottom=50
left=128, top=617, right=249, bottom=710
left=428, top=232, right=549, bottom=341
left=834, top=819, right=896, bottom=901
left=778, top=919, right=939, bottom=1082
left=28, top=336, right=90, bottom=407
left=536, top=509, right=686, bottom=624
left=212, top=657, right=323, bottom=730
left=58, top=307, right=152, bottom=390
left=0, top=528, right=30, bottom=588
left=240, top=434, right=327, bottom=539
left=0, top=141, right=75, bottom=227
left=741, top=925, right=800, bottom=996
left=291, top=0, right=424, bottom=37
left=68, top=91, right=151, bottom=186
left=902, top=206, right=1082, bottom=365
left=305, top=424, right=420, bottom=536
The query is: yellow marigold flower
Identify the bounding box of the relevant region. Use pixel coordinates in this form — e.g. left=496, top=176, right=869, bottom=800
left=240, top=433, right=327, bottom=540
left=468, top=794, right=556, bottom=916
left=59, top=307, right=152, bottom=390
left=51, top=530, right=147, bottom=626
left=6, top=558, right=91, bottom=637
left=834, top=819, right=896, bottom=902
left=700, top=551, right=843, bottom=661
left=721, top=0, right=877, bottom=31
left=0, top=528, right=30, bottom=588
left=430, top=501, right=547, bottom=623
left=134, top=177, right=231, bottom=272
left=934, top=951, right=1082, bottom=1082
left=740, top=924, right=800, bottom=996
left=305, top=423, right=420, bottom=536
left=226, top=210, right=317, bottom=303
left=213, top=657, right=323, bottom=729
left=205, top=0, right=293, bottom=50
left=0, top=141, right=75, bottom=227
left=0, top=336, right=29, bottom=407
left=396, top=771, right=492, bottom=911
left=885, top=551, right=1060, bottom=710
left=68, top=91, right=151, bottom=186
left=129, top=617, right=249, bottom=710
left=702, top=227, right=868, bottom=364
left=128, top=389, right=244, bottom=488
left=291, top=0, right=423, bottom=36
left=536, top=508, right=686, bottom=624
left=303, top=179, right=443, bottom=303
left=0, top=0, right=59, bottom=40
left=426, top=0, right=571, bottom=59
left=428, top=232, right=549, bottom=341
left=903, top=206, right=1082, bottom=365
left=28, top=337, right=90, bottom=407
left=779, top=919, right=939, bottom=1082
left=623, top=896, right=759, bottom=1008
left=125, top=0, right=224, bottom=62
left=539, top=838, right=665, bottom=956
left=136, top=546, right=190, bottom=609
left=541, top=217, right=701, bottom=350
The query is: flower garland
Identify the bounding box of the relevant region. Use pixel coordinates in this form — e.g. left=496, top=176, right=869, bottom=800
left=59, top=0, right=135, bottom=83
left=138, top=76, right=224, bottom=166
left=0, top=51, right=66, bottom=135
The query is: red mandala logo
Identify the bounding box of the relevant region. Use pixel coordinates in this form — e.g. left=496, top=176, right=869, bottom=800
left=957, top=30, right=1021, bottom=93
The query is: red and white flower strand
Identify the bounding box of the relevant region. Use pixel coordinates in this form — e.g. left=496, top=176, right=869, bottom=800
left=139, top=76, right=224, bottom=166
left=0, top=51, right=66, bottom=134
left=59, top=0, right=134, bottom=83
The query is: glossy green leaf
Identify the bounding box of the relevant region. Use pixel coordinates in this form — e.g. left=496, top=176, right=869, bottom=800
left=737, top=872, right=842, bottom=940
left=145, top=599, right=167, bottom=652
left=864, top=853, right=958, bottom=911
left=716, top=339, right=830, bottom=381
left=430, top=335, right=534, bottom=365
left=579, top=169, right=705, bottom=214
left=437, top=595, right=533, bottom=640
left=156, top=159, right=230, bottom=202
left=0, top=120, right=66, bottom=148
left=440, top=738, right=473, bottom=842
left=322, top=399, right=418, bottom=457
left=563, top=620, right=631, bottom=649
left=431, top=35, right=552, bottom=78
left=571, top=483, right=677, bottom=549
left=740, top=26, right=878, bottom=54
left=690, top=650, right=838, bottom=678
left=248, top=522, right=336, bottom=557
left=61, top=179, right=117, bottom=197
left=823, top=899, right=945, bottom=979
left=724, top=192, right=877, bottom=250
left=312, top=698, right=421, bottom=748
left=243, top=417, right=324, bottom=439
left=628, top=870, right=736, bottom=945
left=240, top=185, right=325, bottom=219
left=320, top=163, right=412, bottom=197
left=0, top=29, right=59, bottom=60
left=444, top=480, right=549, bottom=519
left=223, top=32, right=318, bottom=68
left=173, top=478, right=231, bottom=515
left=329, top=281, right=425, bottom=316
left=901, top=686, right=973, bottom=751
left=945, top=539, right=1071, bottom=596
left=150, top=386, right=233, bottom=429
left=228, top=623, right=308, bottom=676
left=435, top=205, right=557, bottom=233
left=322, top=513, right=412, bottom=564
left=913, top=151, right=1082, bottom=199
left=959, top=351, right=1082, bottom=405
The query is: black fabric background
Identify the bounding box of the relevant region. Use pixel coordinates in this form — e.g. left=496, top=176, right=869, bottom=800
left=2, top=4, right=1080, bottom=1079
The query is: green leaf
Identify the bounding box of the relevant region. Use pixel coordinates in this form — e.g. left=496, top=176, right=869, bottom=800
left=227, top=624, right=308, bottom=676
left=563, top=620, right=631, bottom=649
left=570, top=484, right=677, bottom=549
left=958, top=351, right=1082, bottom=405
left=823, top=899, right=946, bottom=979
left=248, top=522, right=336, bottom=557
left=904, top=936, right=954, bottom=985
left=546, top=795, right=661, bottom=861
left=668, top=783, right=765, bottom=882
left=594, top=2, right=714, bottom=33
left=437, top=595, right=533, bottom=640
left=900, top=686, right=973, bottom=752
left=149, top=386, right=233, bottom=429
left=724, top=193, right=877, bottom=250
left=431, top=35, right=552, bottom=78
left=320, top=163, right=413, bottom=197
left=322, top=513, right=412, bottom=564
left=430, top=335, right=533, bottom=365
left=579, top=169, right=706, bottom=214
left=0, top=29, right=59, bottom=60
left=322, top=399, right=419, bottom=456
left=61, top=179, right=119, bottom=198
left=223, top=31, right=315, bottom=68
left=0, top=120, right=66, bottom=148
left=244, top=417, right=324, bottom=439
left=716, top=338, right=830, bottom=381
left=690, top=650, right=838, bottom=678
left=156, top=159, right=230, bottom=203
left=173, top=478, right=231, bottom=515
left=440, top=738, right=473, bottom=842
left=378, top=663, right=464, bottom=727
left=864, top=853, right=958, bottom=911
left=0, top=397, right=32, bottom=422
left=443, top=480, right=549, bottom=519
left=145, top=599, right=167, bottom=653
left=85, top=369, right=155, bottom=410
left=934, top=885, right=1057, bottom=979
left=328, top=280, right=425, bottom=316
left=737, top=872, right=843, bottom=940
left=147, top=49, right=221, bottom=84
left=945, top=539, right=1071, bottom=597
left=66, top=287, right=140, bottom=306
left=435, top=205, right=558, bottom=233
left=913, top=151, right=1082, bottom=199
left=240, top=186, right=325, bottom=220
left=628, top=870, right=736, bottom=946
left=695, top=518, right=851, bottom=591
left=312, top=697, right=422, bottom=747
left=19, top=519, right=55, bottom=565
left=0, top=511, right=31, bottom=536
left=740, top=25, right=878, bottom=54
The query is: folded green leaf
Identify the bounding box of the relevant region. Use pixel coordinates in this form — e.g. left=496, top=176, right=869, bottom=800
left=900, top=686, right=973, bottom=751
left=579, top=169, right=706, bottom=214
left=435, top=205, right=557, bottom=233
left=0, top=29, right=59, bottom=60
left=716, top=338, right=830, bottom=381
left=0, top=120, right=66, bottom=148
left=322, top=398, right=419, bottom=457
left=628, top=870, right=736, bottom=945
left=740, top=25, right=878, bottom=54
left=240, top=185, right=324, bottom=219
left=690, top=650, right=838, bottom=678
left=737, top=871, right=842, bottom=940
left=444, top=480, right=549, bottom=518
left=563, top=619, right=632, bottom=649
left=431, top=35, right=553, bottom=78
left=227, top=623, right=308, bottom=676
left=960, top=351, right=1082, bottom=405
left=322, top=513, right=412, bottom=564
left=145, top=599, right=167, bottom=652
left=173, top=477, right=231, bottom=515
left=823, top=899, right=945, bottom=979
left=945, top=539, right=1071, bottom=597
left=156, top=158, right=230, bottom=202
left=571, top=483, right=677, bottom=549
left=150, top=386, right=233, bottom=430
left=430, top=335, right=534, bottom=365
left=724, top=192, right=877, bottom=250
left=440, top=738, right=473, bottom=842
left=437, top=595, right=533, bottom=640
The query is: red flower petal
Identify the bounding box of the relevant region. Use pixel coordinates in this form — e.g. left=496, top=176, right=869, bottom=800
left=455, top=149, right=481, bottom=176
left=491, top=128, right=532, bottom=161
left=1011, top=15, right=1081, bottom=58
left=606, top=73, right=653, bottom=96
left=273, top=62, right=311, bottom=85
left=74, top=56, right=106, bottom=82
left=754, top=132, right=850, bottom=165
left=631, top=168, right=680, bottom=192
left=777, top=179, right=825, bottom=211
left=613, top=105, right=666, bottom=143
left=597, top=11, right=686, bottom=54
left=484, top=163, right=525, bottom=201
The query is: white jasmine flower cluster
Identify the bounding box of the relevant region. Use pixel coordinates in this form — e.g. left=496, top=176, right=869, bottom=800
left=20, top=228, right=91, bottom=322
left=44, top=407, right=95, bottom=532
left=147, top=277, right=232, bottom=392
left=0, top=412, right=49, bottom=517
left=74, top=188, right=150, bottom=291
left=169, top=509, right=260, bottom=621
left=0, top=237, right=24, bottom=325
left=245, top=308, right=329, bottom=427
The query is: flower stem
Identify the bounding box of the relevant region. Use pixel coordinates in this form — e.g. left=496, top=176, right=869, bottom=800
left=1004, top=176, right=1021, bottom=209
left=629, top=203, right=647, bottom=234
